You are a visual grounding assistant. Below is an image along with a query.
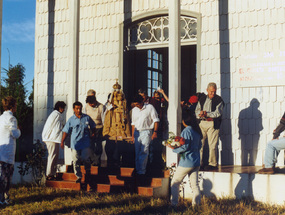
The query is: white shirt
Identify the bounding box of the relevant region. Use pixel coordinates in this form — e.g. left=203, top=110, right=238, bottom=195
left=131, top=104, right=160, bottom=131
left=195, top=96, right=224, bottom=119
left=42, top=110, right=64, bottom=143
left=83, top=103, right=104, bottom=128
left=0, top=111, right=21, bottom=164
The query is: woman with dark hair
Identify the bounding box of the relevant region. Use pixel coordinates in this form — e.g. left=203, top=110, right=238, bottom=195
left=170, top=112, right=202, bottom=207
left=0, top=96, right=21, bottom=205
left=42, top=101, right=66, bottom=180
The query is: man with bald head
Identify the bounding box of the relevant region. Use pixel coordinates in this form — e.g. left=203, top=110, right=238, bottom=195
left=195, top=82, right=224, bottom=171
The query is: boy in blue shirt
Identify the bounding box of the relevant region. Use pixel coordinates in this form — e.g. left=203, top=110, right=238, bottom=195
left=61, top=101, right=96, bottom=183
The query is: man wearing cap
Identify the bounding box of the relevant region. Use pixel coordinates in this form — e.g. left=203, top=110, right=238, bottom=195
left=195, top=83, right=224, bottom=170
left=87, top=89, right=96, bottom=97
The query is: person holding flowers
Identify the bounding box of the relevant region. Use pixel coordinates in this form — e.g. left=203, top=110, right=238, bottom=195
left=170, top=112, right=202, bottom=207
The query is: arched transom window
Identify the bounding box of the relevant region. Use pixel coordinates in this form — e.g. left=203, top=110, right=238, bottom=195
left=128, top=15, right=197, bottom=49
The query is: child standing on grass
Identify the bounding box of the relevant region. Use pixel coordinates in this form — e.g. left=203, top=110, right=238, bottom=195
left=170, top=112, right=202, bottom=207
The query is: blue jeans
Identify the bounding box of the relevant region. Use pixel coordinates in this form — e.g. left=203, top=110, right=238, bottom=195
left=264, top=137, right=285, bottom=168
left=71, top=147, right=92, bottom=178
left=134, top=129, right=152, bottom=174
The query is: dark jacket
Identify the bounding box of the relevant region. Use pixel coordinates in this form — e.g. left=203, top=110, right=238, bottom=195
left=273, top=112, right=285, bottom=139
left=198, top=94, right=224, bottom=129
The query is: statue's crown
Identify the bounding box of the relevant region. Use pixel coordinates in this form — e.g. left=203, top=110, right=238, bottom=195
left=113, top=80, right=121, bottom=90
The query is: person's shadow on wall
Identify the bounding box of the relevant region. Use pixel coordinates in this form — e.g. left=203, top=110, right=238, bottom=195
left=238, top=98, right=263, bottom=166
left=234, top=173, right=255, bottom=199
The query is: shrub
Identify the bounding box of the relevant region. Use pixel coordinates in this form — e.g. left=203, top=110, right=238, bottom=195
left=18, top=139, right=47, bottom=186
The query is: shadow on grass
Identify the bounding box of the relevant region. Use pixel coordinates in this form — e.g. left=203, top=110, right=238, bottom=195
left=31, top=194, right=156, bottom=215
left=14, top=190, right=80, bottom=205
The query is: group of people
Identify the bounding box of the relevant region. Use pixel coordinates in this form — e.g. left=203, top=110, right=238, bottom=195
left=42, top=83, right=169, bottom=183
left=40, top=81, right=226, bottom=207
left=1, top=80, right=283, bottom=207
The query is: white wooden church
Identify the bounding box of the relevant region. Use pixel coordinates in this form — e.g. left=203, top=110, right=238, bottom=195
left=31, top=0, right=285, bottom=204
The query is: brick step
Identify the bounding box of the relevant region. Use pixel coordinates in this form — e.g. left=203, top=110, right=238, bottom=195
left=96, top=184, right=131, bottom=193
left=137, top=177, right=170, bottom=198
left=150, top=178, right=163, bottom=187
left=47, top=166, right=169, bottom=197
left=46, top=180, right=81, bottom=191
left=108, top=175, right=125, bottom=186
left=66, top=165, right=98, bottom=175
left=137, top=186, right=162, bottom=197
left=57, top=173, right=85, bottom=182
left=120, top=168, right=135, bottom=177
left=163, top=169, right=170, bottom=178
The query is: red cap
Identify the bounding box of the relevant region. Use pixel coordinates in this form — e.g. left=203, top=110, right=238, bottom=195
left=188, top=95, right=198, bottom=104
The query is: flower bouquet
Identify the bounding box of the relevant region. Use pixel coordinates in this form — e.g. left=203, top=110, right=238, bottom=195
left=162, top=132, right=185, bottom=149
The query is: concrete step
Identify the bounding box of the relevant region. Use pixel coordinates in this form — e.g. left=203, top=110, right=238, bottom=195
left=195, top=167, right=285, bottom=205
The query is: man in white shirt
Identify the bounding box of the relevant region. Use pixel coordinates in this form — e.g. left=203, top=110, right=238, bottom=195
left=131, top=94, right=160, bottom=176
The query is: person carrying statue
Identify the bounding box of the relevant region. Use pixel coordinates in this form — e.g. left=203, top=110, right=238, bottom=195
left=103, top=81, right=132, bottom=168
left=84, top=94, right=104, bottom=166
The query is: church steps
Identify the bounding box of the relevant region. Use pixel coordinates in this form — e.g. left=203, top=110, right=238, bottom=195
left=46, top=165, right=170, bottom=197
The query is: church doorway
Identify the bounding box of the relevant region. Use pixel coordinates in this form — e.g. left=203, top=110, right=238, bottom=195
left=123, top=45, right=197, bottom=106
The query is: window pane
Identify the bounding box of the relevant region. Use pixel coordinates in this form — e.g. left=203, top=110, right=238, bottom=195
left=148, top=50, right=152, bottom=58
left=152, top=52, right=157, bottom=59
left=148, top=88, right=151, bottom=97
left=139, top=24, right=151, bottom=41
left=154, top=28, right=161, bottom=41
left=152, top=61, right=156, bottom=69
left=148, top=80, right=151, bottom=88
left=148, top=59, right=152, bottom=67
left=148, top=70, right=151, bottom=79
left=153, top=80, right=158, bottom=89
left=159, top=62, right=163, bottom=70
left=153, top=72, right=158, bottom=80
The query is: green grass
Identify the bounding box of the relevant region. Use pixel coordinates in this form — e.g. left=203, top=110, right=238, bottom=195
left=1, top=185, right=285, bottom=214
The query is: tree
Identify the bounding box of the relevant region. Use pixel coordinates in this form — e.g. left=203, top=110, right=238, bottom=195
left=1, top=63, right=33, bottom=161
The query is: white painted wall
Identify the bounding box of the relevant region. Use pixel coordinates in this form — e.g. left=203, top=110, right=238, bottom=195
left=34, top=0, right=285, bottom=167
